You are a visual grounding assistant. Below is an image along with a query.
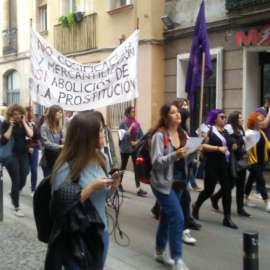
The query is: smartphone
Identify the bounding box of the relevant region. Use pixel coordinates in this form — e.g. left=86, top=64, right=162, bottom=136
left=110, top=170, right=125, bottom=179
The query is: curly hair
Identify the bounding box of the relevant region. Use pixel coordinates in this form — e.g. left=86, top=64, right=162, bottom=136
left=206, top=109, right=225, bottom=126
left=5, top=103, right=26, bottom=123
left=247, top=112, right=265, bottom=129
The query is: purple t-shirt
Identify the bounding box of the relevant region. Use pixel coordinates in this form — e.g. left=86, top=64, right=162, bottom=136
left=255, top=107, right=270, bottom=140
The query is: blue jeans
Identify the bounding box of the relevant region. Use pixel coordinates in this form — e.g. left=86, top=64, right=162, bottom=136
left=102, top=230, right=109, bottom=266
left=42, top=166, right=52, bottom=178
left=151, top=186, right=184, bottom=260
left=27, top=146, right=39, bottom=192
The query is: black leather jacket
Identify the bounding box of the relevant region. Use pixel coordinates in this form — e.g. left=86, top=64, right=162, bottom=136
left=45, top=182, right=105, bottom=270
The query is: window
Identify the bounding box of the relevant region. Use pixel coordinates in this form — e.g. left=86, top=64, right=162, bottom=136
left=7, top=71, right=20, bottom=105
left=109, top=101, right=132, bottom=129
left=40, top=6, right=47, bottom=31
left=69, top=0, right=82, bottom=12
left=107, top=0, right=131, bottom=11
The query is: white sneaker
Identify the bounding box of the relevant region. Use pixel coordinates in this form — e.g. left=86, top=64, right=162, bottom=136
left=182, top=229, right=196, bottom=244
left=172, top=259, right=190, bottom=270
left=31, top=191, right=35, bottom=197
left=14, top=208, right=25, bottom=217
left=253, top=192, right=262, bottom=199
left=244, top=199, right=256, bottom=207
left=266, top=202, right=270, bottom=213
left=154, top=252, right=174, bottom=266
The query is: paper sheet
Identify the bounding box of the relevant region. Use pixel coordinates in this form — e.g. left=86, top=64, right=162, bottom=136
left=118, top=129, right=127, bottom=141
left=195, top=123, right=210, bottom=135
left=185, top=137, right=204, bottom=155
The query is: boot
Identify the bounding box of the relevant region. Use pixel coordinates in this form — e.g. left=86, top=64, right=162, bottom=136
left=223, top=216, right=238, bottom=229
left=192, top=203, right=199, bottom=220
left=210, top=195, right=219, bottom=210
left=151, top=201, right=160, bottom=220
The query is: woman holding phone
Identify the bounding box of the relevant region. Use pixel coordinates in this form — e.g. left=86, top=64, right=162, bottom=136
left=0, top=103, right=33, bottom=217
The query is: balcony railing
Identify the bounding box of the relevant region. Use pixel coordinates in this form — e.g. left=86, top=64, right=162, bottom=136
left=225, top=0, right=268, bottom=10
left=2, top=27, right=18, bottom=55
left=54, top=13, right=97, bottom=54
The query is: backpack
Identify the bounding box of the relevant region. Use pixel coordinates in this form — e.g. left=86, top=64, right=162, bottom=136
left=135, top=129, right=168, bottom=184
left=33, top=174, right=53, bottom=243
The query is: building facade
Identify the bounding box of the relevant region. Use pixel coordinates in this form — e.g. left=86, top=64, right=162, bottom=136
left=0, top=0, right=167, bottom=133
left=163, top=0, right=270, bottom=134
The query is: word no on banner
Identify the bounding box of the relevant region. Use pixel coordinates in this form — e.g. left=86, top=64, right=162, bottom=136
left=29, top=29, right=139, bottom=111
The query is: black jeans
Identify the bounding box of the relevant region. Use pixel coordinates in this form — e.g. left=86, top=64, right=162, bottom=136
left=245, top=163, right=268, bottom=200
left=120, top=152, right=140, bottom=188
left=195, top=166, right=232, bottom=217
left=212, top=170, right=246, bottom=212
left=6, top=153, right=29, bottom=208
left=180, top=186, right=191, bottom=230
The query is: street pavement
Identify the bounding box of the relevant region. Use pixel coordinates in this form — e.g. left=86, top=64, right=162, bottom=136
left=1, top=166, right=270, bottom=270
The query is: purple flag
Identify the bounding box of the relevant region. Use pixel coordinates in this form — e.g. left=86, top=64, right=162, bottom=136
left=185, top=0, right=213, bottom=110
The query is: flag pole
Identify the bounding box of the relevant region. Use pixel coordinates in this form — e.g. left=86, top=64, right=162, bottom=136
left=197, top=52, right=206, bottom=167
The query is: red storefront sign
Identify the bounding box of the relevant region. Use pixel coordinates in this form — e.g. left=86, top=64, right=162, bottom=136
left=236, top=25, right=270, bottom=46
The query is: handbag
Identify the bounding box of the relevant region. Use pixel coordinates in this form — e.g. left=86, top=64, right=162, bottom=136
left=237, top=158, right=249, bottom=171
left=236, top=146, right=249, bottom=172
left=0, top=135, right=14, bottom=166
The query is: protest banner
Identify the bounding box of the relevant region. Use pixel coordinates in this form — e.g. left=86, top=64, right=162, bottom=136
left=29, top=29, right=139, bottom=111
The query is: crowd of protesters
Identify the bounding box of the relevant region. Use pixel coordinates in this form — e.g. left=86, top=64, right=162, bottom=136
left=1, top=96, right=270, bottom=269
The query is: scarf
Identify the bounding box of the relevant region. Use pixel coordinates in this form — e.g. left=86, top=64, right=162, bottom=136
left=125, top=117, right=140, bottom=141
left=212, top=126, right=230, bottom=163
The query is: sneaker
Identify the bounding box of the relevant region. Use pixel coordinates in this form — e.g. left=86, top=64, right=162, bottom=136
left=172, top=259, right=190, bottom=270
left=137, top=189, right=147, bottom=197
left=31, top=191, right=35, bottom=197
left=266, top=202, right=270, bottom=213
left=154, top=252, right=174, bottom=266
left=191, top=186, right=202, bottom=192
left=244, top=199, right=256, bottom=207
left=8, top=191, right=15, bottom=206
left=187, top=219, right=202, bottom=230
left=253, top=192, right=262, bottom=199
left=14, top=208, right=25, bottom=217
left=182, top=229, right=196, bottom=244
left=151, top=206, right=160, bottom=220
left=237, top=209, right=251, bottom=218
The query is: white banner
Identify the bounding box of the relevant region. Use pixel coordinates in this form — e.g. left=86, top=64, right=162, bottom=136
left=29, top=29, right=139, bottom=111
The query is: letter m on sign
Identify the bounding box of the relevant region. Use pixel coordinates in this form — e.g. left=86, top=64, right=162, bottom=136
left=236, top=30, right=257, bottom=47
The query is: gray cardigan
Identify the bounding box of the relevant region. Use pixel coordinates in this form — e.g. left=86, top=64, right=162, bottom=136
left=150, top=131, right=178, bottom=194
left=39, top=123, right=62, bottom=167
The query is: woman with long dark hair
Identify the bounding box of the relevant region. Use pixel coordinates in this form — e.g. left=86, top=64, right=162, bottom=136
left=118, top=106, right=146, bottom=196
left=211, top=111, right=250, bottom=217
left=150, top=103, right=190, bottom=269
left=1, top=103, right=33, bottom=217
left=45, top=112, right=120, bottom=269
left=39, top=105, right=63, bottom=177
left=243, top=112, right=270, bottom=212
left=192, top=109, right=238, bottom=229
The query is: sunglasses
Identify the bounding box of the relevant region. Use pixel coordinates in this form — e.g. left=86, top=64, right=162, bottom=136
left=219, top=116, right=226, bottom=120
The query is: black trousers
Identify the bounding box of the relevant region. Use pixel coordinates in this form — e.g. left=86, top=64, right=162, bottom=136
left=180, top=186, right=192, bottom=230
left=195, top=166, right=232, bottom=217
left=245, top=163, right=268, bottom=200
left=120, top=152, right=140, bottom=188
left=6, top=153, right=29, bottom=208
left=212, top=170, right=246, bottom=212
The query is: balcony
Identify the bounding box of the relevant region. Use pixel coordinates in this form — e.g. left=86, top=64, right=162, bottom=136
left=54, top=13, right=97, bottom=54
left=2, top=27, right=18, bottom=55
left=225, top=0, right=268, bottom=10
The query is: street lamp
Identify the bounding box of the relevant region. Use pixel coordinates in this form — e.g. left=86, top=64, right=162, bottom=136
left=161, top=15, right=180, bottom=30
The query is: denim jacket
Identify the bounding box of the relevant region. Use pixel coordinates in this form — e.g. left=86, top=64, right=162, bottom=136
left=118, top=121, right=143, bottom=154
